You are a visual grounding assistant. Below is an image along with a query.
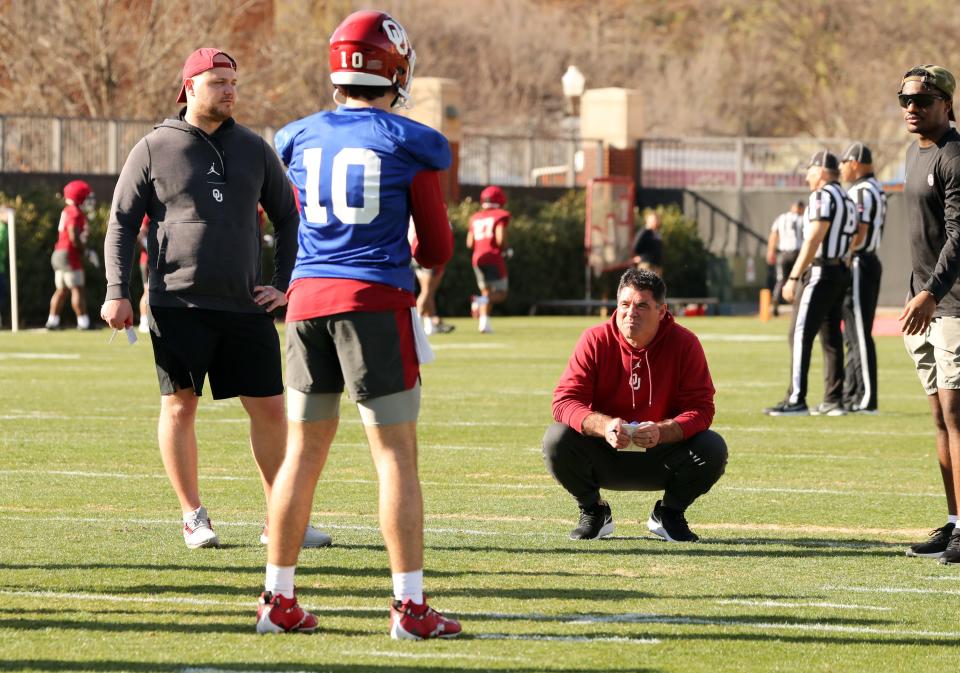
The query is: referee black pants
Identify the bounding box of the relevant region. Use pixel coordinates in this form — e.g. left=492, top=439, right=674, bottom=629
left=542, top=422, right=727, bottom=512
left=773, top=250, right=799, bottom=306
left=785, top=263, right=848, bottom=407
left=842, top=253, right=882, bottom=411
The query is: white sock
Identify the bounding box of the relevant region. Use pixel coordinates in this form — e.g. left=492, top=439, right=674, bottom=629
left=265, top=563, right=296, bottom=599
left=76, top=314, right=90, bottom=329
left=479, top=315, right=490, bottom=331
left=422, top=316, right=434, bottom=335
left=949, top=515, right=958, bottom=525
left=183, top=506, right=203, bottom=522
left=46, top=314, right=60, bottom=327
left=392, top=569, right=424, bottom=604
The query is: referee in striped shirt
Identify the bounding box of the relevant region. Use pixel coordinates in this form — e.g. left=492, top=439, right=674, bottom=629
left=765, top=150, right=857, bottom=416
left=840, top=142, right=887, bottom=414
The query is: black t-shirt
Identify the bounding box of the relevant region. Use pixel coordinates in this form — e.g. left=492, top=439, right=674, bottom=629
left=904, top=128, right=960, bottom=317
left=632, top=228, right=663, bottom=266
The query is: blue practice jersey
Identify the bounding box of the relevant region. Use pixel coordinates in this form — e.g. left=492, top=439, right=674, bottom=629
left=275, top=106, right=451, bottom=292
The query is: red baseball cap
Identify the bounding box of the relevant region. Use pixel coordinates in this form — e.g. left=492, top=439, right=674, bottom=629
left=176, top=48, right=237, bottom=103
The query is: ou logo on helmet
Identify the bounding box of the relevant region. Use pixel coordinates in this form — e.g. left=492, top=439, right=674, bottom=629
left=382, top=19, right=409, bottom=56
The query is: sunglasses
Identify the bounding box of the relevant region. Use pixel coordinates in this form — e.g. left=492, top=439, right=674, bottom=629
left=898, top=93, right=945, bottom=109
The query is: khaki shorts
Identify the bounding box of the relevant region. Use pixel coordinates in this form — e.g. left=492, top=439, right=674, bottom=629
left=904, top=316, right=960, bottom=394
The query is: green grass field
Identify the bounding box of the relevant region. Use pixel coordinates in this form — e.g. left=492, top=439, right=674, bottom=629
left=1, top=315, right=957, bottom=672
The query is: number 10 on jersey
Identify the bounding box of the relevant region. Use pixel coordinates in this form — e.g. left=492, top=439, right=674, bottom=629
left=302, top=147, right=382, bottom=225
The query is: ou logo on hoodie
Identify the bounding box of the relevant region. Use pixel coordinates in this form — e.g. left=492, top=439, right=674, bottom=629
left=212, top=188, right=223, bottom=203
left=630, top=370, right=642, bottom=391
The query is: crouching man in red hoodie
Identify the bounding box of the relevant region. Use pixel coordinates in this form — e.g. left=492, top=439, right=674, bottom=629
left=543, top=269, right=727, bottom=542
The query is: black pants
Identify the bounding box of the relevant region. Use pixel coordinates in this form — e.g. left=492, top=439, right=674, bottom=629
left=785, top=263, right=848, bottom=406
left=773, top=250, right=799, bottom=306
left=542, top=422, right=727, bottom=512
left=842, top=254, right=881, bottom=411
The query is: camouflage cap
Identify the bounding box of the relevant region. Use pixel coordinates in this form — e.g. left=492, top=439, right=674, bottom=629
left=902, top=65, right=956, bottom=121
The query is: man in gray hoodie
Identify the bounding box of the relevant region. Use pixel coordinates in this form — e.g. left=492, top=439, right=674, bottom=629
left=101, top=48, right=330, bottom=550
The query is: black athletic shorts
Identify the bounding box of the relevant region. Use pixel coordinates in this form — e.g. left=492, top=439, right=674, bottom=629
left=148, top=305, right=283, bottom=399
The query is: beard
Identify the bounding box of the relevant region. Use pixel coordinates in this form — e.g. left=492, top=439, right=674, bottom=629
left=197, top=98, right=233, bottom=122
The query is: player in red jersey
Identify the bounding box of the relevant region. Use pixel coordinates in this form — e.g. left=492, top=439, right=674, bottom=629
left=46, top=180, right=94, bottom=330
left=466, top=185, right=510, bottom=333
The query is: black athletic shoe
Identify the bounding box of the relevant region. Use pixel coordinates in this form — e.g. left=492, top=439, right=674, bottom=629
left=647, top=500, right=699, bottom=542
left=570, top=499, right=614, bottom=540
left=763, top=400, right=809, bottom=416
left=434, top=323, right=456, bottom=334
left=906, top=522, right=955, bottom=558
left=938, top=532, right=960, bottom=565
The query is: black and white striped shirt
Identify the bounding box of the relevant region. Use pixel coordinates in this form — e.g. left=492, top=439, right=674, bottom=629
left=804, top=182, right=858, bottom=260
left=847, top=175, right=887, bottom=255
left=771, top=211, right=803, bottom=252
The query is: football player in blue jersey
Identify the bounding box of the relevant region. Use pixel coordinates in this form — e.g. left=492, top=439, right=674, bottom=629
left=255, top=10, right=462, bottom=640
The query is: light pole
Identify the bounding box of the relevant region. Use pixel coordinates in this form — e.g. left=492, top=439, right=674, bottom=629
left=561, top=65, right=585, bottom=188
left=561, top=65, right=591, bottom=303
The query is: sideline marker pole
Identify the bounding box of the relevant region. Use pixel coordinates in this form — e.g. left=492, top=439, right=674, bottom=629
left=758, top=288, right=771, bottom=322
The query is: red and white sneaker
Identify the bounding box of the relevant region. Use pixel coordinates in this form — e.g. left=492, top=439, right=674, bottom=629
left=182, top=506, right=219, bottom=549
left=256, top=591, right=318, bottom=634
left=390, top=598, right=462, bottom=640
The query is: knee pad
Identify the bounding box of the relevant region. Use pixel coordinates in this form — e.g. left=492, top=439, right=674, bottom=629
left=286, top=388, right=341, bottom=422
left=357, top=382, right=420, bottom=426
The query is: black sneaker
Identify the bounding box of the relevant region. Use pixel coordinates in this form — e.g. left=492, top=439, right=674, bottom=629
left=570, top=499, right=614, bottom=540
left=434, top=323, right=456, bottom=334
left=938, top=532, right=960, bottom=565
left=906, top=522, right=955, bottom=558
left=810, top=402, right=846, bottom=417
left=764, top=400, right=809, bottom=416
left=647, top=500, right=699, bottom=542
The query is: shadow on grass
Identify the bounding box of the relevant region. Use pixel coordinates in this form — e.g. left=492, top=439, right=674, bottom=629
left=0, top=662, right=642, bottom=673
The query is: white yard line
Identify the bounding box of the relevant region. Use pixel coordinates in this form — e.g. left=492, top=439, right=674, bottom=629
left=0, top=468, right=945, bottom=498
left=474, top=633, right=660, bottom=644
left=0, top=352, right=80, bottom=360
left=716, top=599, right=891, bottom=611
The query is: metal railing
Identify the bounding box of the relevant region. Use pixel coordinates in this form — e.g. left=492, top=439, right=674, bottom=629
left=639, top=136, right=913, bottom=191
left=0, top=113, right=916, bottom=192
left=459, top=133, right=606, bottom=187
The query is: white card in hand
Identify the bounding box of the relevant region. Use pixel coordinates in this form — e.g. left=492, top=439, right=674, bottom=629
left=125, top=327, right=138, bottom=344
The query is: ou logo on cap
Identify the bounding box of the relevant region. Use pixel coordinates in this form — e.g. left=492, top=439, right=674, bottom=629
left=382, top=19, right=409, bottom=56
left=212, top=188, right=223, bottom=203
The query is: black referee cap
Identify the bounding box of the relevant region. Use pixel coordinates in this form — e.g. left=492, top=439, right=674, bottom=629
left=840, top=142, right=872, bottom=164
left=808, top=150, right=839, bottom=170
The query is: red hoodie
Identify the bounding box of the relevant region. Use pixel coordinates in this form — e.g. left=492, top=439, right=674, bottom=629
left=552, top=312, right=715, bottom=439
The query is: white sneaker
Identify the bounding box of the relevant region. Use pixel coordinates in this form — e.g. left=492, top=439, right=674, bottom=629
left=479, top=325, right=493, bottom=334
left=183, top=506, right=220, bottom=549
left=260, top=523, right=332, bottom=549
left=139, top=317, right=150, bottom=334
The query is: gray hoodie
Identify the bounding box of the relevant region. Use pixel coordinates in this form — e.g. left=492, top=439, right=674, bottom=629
left=104, top=113, right=299, bottom=313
